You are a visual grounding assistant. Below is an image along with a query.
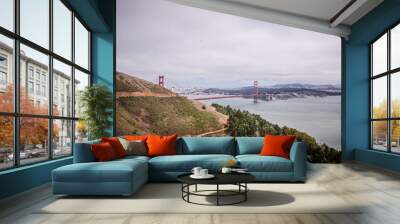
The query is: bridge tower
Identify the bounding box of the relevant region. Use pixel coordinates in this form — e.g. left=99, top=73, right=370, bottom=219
left=159, top=75, right=165, bottom=87
left=253, top=80, right=258, bottom=103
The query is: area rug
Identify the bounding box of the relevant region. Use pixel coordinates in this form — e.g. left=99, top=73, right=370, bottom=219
left=37, top=183, right=362, bottom=214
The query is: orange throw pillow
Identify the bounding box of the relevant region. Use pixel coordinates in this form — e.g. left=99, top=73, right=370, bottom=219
left=124, top=135, right=148, bottom=141
left=260, top=135, right=296, bottom=159
left=91, top=142, right=117, bottom=162
left=146, top=134, right=178, bottom=157
left=101, top=137, right=127, bottom=158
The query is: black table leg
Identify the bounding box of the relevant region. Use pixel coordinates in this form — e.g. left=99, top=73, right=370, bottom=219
left=216, top=184, right=219, bottom=206
left=245, top=183, right=247, bottom=201
left=187, top=184, right=190, bottom=202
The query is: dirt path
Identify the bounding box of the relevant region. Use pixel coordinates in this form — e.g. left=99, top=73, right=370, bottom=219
left=190, top=99, right=228, bottom=126
left=117, top=91, right=176, bottom=98
left=196, top=128, right=228, bottom=137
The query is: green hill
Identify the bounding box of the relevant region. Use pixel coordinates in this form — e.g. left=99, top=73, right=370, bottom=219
left=116, top=72, right=173, bottom=94
left=116, top=72, right=224, bottom=136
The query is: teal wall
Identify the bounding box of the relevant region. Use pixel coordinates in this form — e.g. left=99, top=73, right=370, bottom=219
left=0, top=0, right=116, bottom=200
left=69, top=0, right=116, bottom=134
left=92, top=32, right=115, bottom=135
left=91, top=0, right=116, bottom=135
left=0, top=158, right=72, bottom=199
left=343, top=0, right=400, bottom=171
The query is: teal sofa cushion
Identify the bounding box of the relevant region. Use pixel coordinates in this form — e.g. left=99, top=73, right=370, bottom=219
left=149, top=154, right=235, bottom=172
left=52, top=157, right=148, bottom=195
left=73, top=139, right=100, bottom=163
left=236, top=155, right=293, bottom=172
left=178, top=137, right=235, bottom=155
left=53, top=159, right=147, bottom=183
left=235, top=137, right=264, bottom=155
left=117, top=155, right=150, bottom=163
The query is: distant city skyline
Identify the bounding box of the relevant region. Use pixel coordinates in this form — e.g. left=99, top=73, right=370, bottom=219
left=117, top=0, right=341, bottom=89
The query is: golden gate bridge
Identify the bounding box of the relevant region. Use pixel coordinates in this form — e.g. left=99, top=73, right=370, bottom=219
left=157, top=75, right=272, bottom=103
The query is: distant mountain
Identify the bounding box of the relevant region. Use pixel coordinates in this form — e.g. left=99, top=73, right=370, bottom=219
left=202, top=83, right=341, bottom=99
left=267, top=83, right=341, bottom=91
left=207, top=83, right=341, bottom=92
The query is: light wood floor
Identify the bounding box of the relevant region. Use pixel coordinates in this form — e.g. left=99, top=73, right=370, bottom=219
left=1, top=162, right=400, bottom=224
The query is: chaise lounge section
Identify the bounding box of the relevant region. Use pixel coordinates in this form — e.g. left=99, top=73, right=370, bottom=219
left=52, top=137, right=307, bottom=196
left=52, top=140, right=149, bottom=196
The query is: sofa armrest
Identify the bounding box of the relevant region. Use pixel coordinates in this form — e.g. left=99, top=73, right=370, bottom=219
left=73, top=140, right=100, bottom=163
left=289, top=141, right=307, bottom=181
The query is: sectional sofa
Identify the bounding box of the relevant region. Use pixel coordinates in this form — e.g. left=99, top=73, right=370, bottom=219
left=52, top=137, right=307, bottom=196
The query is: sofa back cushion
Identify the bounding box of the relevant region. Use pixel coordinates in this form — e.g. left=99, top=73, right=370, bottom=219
left=73, top=139, right=100, bottom=163
left=178, top=137, right=235, bottom=155
left=235, top=137, right=264, bottom=155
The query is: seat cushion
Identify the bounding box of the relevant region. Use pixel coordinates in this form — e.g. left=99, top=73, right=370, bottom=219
left=149, top=154, right=235, bottom=172
left=236, top=155, right=293, bottom=172
left=178, top=137, right=235, bottom=155
left=114, top=155, right=150, bottom=166
left=53, top=159, right=147, bottom=183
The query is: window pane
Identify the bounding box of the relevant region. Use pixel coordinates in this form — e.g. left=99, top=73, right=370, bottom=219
left=75, top=120, right=88, bottom=143
left=53, top=0, right=72, bottom=60
left=372, top=121, right=388, bottom=151
left=392, top=24, right=400, bottom=70
left=391, top=72, right=400, bottom=118
left=75, top=18, right=89, bottom=70
left=391, top=120, right=400, bottom=153
left=372, top=76, right=387, bottom=119
left=20, top=117, right=49, bottom=165
left=0, top=35, right=14, bottom=112
left=74, top=69, right=89, bottom=118
left=20, top=44, right=49, bottom=115
left=53, top=59, right=72, bottom=117
left=0, top=116, right=13, bottom=170
left=53, top=119, right=72, bottom=157
left=20, top=0, right=49, bottom=49
left=372, top=33, right=387, bottom=76
left=0, top=0, right=14, bottom=31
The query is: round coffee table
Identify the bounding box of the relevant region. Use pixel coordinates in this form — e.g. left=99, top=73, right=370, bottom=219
left=177, top=173, right=255, bottom=206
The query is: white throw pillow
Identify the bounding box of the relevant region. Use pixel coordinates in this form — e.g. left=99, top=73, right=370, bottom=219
left=118, top=137, right=147, bottom=156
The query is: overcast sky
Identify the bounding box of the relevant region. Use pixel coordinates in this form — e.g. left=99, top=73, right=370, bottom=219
left=117, top=0, right=341, bottom=89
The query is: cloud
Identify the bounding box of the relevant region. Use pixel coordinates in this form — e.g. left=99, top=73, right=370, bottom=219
left=117, top=0, right=341, bottom=88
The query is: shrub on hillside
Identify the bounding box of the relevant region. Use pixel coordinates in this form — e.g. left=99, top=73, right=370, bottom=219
left=212, top=103, right=341, bottom=163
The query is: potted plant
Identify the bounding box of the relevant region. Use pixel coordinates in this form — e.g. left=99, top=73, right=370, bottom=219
left=79, top=84, right=113, bottom=140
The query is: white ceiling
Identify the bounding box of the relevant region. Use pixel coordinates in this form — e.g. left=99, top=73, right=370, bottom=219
left=229, top=0, right=352, bottom=22
left=169, top=0, right=384, bottom=38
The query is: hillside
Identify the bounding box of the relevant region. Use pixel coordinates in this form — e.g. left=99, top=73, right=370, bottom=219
left=212, top=104, right=341, bottom=163
left=116, top=72, right=226, bottom=136
left=116, top=72, right=175, bottom=96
